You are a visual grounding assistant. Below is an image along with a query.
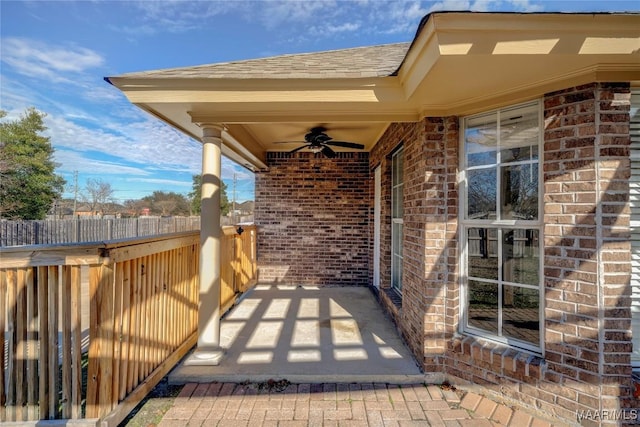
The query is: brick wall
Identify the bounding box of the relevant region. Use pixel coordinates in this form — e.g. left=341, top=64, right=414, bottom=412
left=254, top=151, right=370, bottom=286
left=542, top=82, right=632, bottom=421
left=369, top=118, right=459, bottom=370
left=369, top=123, right=420, bottom=304
left=441, top=82, right=633, bottom=424
left=366, top=82, right=632, bottom=424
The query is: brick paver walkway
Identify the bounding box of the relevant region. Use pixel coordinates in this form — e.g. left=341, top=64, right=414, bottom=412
left=156, top=382, right=561, bottom=427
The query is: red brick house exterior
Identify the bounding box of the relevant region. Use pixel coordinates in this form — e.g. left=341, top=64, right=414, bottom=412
left=109, top=11, right=640, bottom=426
left=253, top=82, right=636, bottom=424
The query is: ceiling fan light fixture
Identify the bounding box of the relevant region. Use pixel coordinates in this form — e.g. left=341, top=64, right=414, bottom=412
left=283, top=127, right=365, bottom=158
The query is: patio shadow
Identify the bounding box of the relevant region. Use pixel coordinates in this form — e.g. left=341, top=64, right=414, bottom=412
left=168, top=285, right=428, bottom=384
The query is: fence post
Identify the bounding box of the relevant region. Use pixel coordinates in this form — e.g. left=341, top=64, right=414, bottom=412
left=86, top=262, right=115, bottom=419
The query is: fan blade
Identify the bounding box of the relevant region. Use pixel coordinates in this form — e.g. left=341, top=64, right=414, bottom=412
left=289, top=144, right=310, bottom=154
left=324, top=140, right=365, bottom=149
left=321, top=145, right=336, bottom=158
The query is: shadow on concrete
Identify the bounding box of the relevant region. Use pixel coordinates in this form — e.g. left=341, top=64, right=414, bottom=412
left=169, top=285, right=425, bottom=384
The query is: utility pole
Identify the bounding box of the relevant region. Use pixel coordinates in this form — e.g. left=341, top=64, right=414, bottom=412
left=73, top=170, right=78, bottom=217
left=232, top=173, right=237, bottom=224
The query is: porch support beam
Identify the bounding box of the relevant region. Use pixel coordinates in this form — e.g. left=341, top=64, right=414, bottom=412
left=184, top=124, right=225, bottom=366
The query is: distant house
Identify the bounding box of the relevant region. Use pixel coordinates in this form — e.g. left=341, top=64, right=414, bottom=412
left=74, top=203, right=98, bottom=217
left=107, top=12, right=640, bottom=425
left=235, top=201, right=254, bottom=216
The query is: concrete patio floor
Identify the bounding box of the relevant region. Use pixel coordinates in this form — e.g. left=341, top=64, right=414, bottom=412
left=169, top=285, right=428, bottom=384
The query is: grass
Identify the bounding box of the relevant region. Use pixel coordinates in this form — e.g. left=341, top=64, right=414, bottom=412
left=118, top=377, right=183, bottom=427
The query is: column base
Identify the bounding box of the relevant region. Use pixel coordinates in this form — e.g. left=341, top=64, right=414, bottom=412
left=183, top=347, right=225, bottom=366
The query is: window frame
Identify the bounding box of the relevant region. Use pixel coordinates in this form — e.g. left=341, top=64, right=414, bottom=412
left=630, top=88, right=640, bottom=368
left=391, top=145, right=404, bottom=294
left=459, top=100, right=544, bottom=354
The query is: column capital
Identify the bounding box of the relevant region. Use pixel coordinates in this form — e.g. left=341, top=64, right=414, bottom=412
left=197, top=123, right=225, bottom=139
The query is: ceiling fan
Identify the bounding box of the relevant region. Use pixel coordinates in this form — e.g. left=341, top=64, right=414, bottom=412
left=281, top=127, right=365, bottom=158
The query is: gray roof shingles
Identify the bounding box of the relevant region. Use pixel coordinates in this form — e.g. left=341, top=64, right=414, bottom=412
left=115, top=43, right=411, bottom=80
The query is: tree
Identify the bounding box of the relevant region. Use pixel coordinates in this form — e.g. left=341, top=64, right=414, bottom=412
left=142, top=191, right=190, bottom=216
left=0, top=108, right=66, bottom=219
left=123, top=199, right=147, bottom=217
left=82, top=178, right=115, bottom=216
left=189, top=174, right=230, bottom=216
left=189, top=174, right=202, bottom=215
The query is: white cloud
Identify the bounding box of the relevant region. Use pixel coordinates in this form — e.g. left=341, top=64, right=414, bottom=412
left=1, top=38, right=104, bottom=82
left=45, top=112, right=202, bottom=172
left=313, top=21, right=362, bottom=35
left=427, top=0, right=471, bottom=13
left=506, top=0, right=545, bottom=12
left=54, top=150, right=150, bottom=176
left=258, top=0, right=337, bottom=30
left=80, top=85, right=124, bottom=103
left=471, top=0, right=494, bottom=11
left=126, top=177, right=192, bottom=186
left=127, top=0, right=247, bottom=34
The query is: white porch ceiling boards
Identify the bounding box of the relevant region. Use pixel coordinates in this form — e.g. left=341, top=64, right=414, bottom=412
left=106, top=12, right=640, bottom=171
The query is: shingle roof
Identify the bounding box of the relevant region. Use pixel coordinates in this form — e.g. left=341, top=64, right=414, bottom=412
left=116, top=43, right=411, bottom=79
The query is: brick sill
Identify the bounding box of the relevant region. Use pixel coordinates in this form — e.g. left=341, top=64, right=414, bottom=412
left=383, top=287, right=402, bottom=308
left=451, top=334, right=545, bottom=381
left=374, top=286, right=402, bottom=325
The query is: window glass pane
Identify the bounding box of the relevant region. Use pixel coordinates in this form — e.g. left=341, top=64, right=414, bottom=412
left=392, top=155, right=398, bottom=185
left=466, top=113, right=497, bottom=167
left=393, top=185, right=404, bottom=218
left=500, top=163, right=538, bottom=220
left=462, top=101, right=542, bottom=351
left=467, top=228, right=498, bottom=280
left=467, top=168, right=496, bottom=219
left=392, top=222, right=403, bottom=292
left=502, top=285, right=539, bottom=345
left=392, top=257, right=402, bottom=291
left=392, top=149, right=404, bottom=186
left=502, top=229, right=539, bottom=286
left=500, top=105, right=539, bottom=162
left=391, top=147, right=403, bottom=294
left=467, top=280, right=498, bottom=334
left=392, top=222, right=403, bottom=257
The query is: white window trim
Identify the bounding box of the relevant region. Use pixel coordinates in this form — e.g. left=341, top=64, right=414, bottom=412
left=630, top=88, right=640, bottom=368
left=458, top=100, right=545, bottom=355
left=374, top=166, right=382, bottom=289
left=391, top=146, right=404, bottom=294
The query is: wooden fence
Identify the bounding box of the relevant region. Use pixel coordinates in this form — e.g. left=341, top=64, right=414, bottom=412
left=0, top=226, right=257, bottom=426
left=0, top=217, right=201, bottom=247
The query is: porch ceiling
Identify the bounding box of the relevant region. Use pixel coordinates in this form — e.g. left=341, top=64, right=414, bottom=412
left=106, top=12, right=640, bottom=171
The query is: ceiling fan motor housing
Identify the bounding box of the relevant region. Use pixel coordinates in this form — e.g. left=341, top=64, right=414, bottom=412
left=289, top=127, right=365, bottom=158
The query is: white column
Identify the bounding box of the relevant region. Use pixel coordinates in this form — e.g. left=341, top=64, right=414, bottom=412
left=184, top=124, right=224, bottom=365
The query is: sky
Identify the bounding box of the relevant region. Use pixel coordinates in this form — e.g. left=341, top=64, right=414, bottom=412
left=1, top=0, right=638, bottom=205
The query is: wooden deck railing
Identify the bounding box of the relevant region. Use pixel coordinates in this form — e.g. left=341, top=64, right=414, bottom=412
left=0, top=225, right=257, bottom=426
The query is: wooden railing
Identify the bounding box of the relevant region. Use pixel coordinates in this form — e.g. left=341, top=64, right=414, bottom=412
left=221, top=225, right=257, bottom=312
left=0, top=225, right=257, bottom=426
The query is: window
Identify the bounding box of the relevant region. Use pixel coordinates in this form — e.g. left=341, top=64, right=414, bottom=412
left=630, top=88, right=640, bottom=368
left=461, top=101, right=543, bottom=353
left=391, top=147, right=404, bottom=293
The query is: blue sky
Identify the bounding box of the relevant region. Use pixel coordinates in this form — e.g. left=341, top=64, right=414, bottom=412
left=1, top=0, right=638, bottom=204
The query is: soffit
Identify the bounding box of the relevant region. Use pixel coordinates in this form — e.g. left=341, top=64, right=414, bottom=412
left=403, top=12, right=640, bottom=116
